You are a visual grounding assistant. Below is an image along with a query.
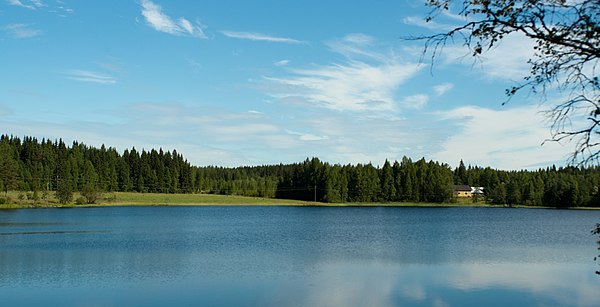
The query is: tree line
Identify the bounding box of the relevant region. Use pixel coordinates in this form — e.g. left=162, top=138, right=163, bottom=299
left=1, top=135, right=599, bottom=206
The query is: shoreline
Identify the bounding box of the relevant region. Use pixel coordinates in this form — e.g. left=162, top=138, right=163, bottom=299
left=2, top=203, right=599, bottom=211
left=1, top=191, right=599, bottom=210
left=2, top=205, right=598, bottom=210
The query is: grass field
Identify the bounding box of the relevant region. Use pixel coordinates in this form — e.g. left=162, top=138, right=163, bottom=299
left=0, top=191, right=594, bottom=209
left=106, top=192, right=493, bottom=207
left=0, top=190, right=486, bottom=208
left=0, top=191, right=318, bottom=208
left=106, top=192, right=317, bottom=206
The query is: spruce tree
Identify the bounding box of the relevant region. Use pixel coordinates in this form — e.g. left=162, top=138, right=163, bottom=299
left=380, top=160, right=396, bottom=201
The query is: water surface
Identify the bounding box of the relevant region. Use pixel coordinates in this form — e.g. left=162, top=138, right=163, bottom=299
left=1, top=206, right=598, bottom=306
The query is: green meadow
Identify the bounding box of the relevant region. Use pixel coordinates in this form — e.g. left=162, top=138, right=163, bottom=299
left=2, top=190, right=591, bottom=209
left=0, top=191, right=315, bottom=208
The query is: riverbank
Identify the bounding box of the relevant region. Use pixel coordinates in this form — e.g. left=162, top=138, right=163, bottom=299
left=0, top=191, right=314, bottom=208
left=1, top=191, right=599, bottom=209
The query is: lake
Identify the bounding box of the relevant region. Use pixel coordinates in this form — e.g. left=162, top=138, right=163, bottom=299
left=1, top=206, right=599, bottom=306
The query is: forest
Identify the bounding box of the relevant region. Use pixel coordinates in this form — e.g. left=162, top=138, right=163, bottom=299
left=1, top=135, right=599, bottom=207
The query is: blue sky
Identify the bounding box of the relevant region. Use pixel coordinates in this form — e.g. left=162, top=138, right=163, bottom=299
left=0, top=0, right=574, bottom=169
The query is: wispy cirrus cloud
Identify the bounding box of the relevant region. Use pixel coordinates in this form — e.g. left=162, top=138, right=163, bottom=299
left=65, top=69, right=116, bottom=84
left=6, top=0, right=43, bottom=10
left=403, top=16, right=451, bottom=31
left=51, top=2, right=75, bottom=17
left=274, top=59, right=290, bottom=67
left=403, top=10, right=468, bottom=32
left=433, top=105, right=572, bottom=169
left=140, top=0, right=206, bottom=39
left=286, top=130, right=329, bottom=142
left=405, top=12, right=535, bottom=82
left=433, top=82, right=454, bottom=96
left=299, top=110, right=449, bottom=165
left=2, top=23, right=43, bottom=38
left=265, top=62, right=420, bottom=112
left=403, top=9, right=469, bottom=32
left=221, top=30, right=305, bottom=44
left=436, top=33, right=535, bottom=81
left=326, top=33, right=387, bottom=62
left=402, top=94, right=429, bottom=110
left=264, top=34, right=422, bottom=113
left=120, top=103, right=449, bottom=166
left=7, top=0, right=74, bottom=17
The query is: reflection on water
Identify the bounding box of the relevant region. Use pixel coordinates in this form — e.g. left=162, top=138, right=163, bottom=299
left=0, top=206, right=599, bottom=306
left=285, top=262, right=599, bottom=307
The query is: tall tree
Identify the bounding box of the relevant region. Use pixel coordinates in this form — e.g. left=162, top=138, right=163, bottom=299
left=418, top=0, right=600, bottom=165
left=55, top=139, right=72, bottom=204
left=400, top=157, right=416, bottom=201
left=0, top=142, right=20, bottom=196
left=455, top=160, right=467, bottom=185
left=80, top=160, right=100, bottom=204
left=381, top=159, right=397, bottom=201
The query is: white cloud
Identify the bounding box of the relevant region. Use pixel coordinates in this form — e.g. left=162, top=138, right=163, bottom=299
left=440, top=10, right=470, bottom=22
left=57, top=6, right=73, bottom=14
left=402, top=94, right=429, bottom=110
left=213, top=123, right=280, bottom=139
left=27, top=102, right=445, bottom=167
left=264, top=34, right=423, bottom=113
left=7, top=0, right=74, bottom=17
left=475, top=34, right=535, bottom=80
left=326, top=33, right=388, bottom=62
left=433, top=83, right=454, bottom=96
left=436, top=33, right=534, bottom=81
left=120, top=104, right=310, bottom=163
left=287, top=130, right=329, bottom=142
left=221, top=30, right=305, bottom=44
left=405, top=11, right=535, bottom=82
left=266, top=62, right=420, bottom=112
left=341, top=33, right=375, bottom=45
left=433, top=105, right=573, bottom=169
left=274, top=60, right=290, bottom=66
left=6, top=0, right=43, bottom=10
left=404, top=9, right=469, bottom=32
left=2, top=23, right=43, bottom=38
left=140, top=0, right=206, bottom=38
left=403, top=16, right=454, bottom=31
left=178, top=18, right=194, bottom=34
left=65, top=69, right=116, bottom=84
left=299, top=111, right=448, bottom=165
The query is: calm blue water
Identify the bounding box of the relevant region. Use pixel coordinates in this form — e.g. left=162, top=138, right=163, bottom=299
left=0, top=206, right=599, bottom=306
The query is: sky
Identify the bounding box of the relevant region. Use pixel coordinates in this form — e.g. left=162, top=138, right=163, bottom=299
left=0, top=0, right=576, bottom=169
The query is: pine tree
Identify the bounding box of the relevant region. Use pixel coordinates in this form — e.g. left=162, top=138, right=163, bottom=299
left=455, top=159, right=467, bottom=185
left=55, top=139, right=73, bottom=204
left=380, top=159, right=396, bottom=202
left=0, top=143, right=20, bottom=196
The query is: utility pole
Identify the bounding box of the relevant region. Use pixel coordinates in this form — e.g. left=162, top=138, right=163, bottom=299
left=314, top=185, right=317, bottom=202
